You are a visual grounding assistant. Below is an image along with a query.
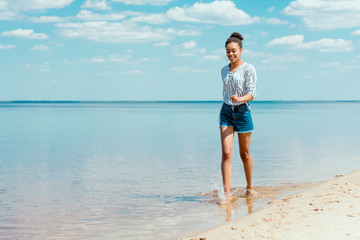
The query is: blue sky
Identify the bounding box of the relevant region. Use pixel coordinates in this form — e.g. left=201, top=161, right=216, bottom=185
left=1, top=0, right=359, bottom=101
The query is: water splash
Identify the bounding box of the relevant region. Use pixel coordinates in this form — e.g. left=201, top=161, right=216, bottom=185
left=197, top=182, right=315, bottom=204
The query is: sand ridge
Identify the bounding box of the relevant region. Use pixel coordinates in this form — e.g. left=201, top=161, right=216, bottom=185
left=184, top=169, right=360, bottom=240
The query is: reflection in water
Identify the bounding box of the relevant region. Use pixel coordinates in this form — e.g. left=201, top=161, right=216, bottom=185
left=220, top=197, right=254, bottom=222
left=246, top=197, right=254, bottom=213
left=198, top=182, right=315, bottom=223
left=224, top=204, right=232, bottom=221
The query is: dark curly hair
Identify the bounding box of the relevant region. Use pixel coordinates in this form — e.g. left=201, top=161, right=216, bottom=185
left=225, top=32, right=243, bottom=48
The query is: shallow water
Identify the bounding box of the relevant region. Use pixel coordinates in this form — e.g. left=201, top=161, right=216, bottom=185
left=0, top=101, right=359, bottom=239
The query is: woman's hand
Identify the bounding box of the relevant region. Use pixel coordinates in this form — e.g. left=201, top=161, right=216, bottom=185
left=230, top=95, right=241, bottom=103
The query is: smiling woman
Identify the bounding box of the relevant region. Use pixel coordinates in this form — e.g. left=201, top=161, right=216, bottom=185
left=219, top=32, right=257, bottom=204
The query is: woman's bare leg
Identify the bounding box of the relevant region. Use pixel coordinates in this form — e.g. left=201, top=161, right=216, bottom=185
left=220, top=126, right=235, bottom=199
left=238, top=132, right=254, bottom=195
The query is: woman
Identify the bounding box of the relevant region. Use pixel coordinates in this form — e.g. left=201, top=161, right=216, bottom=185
left=219, top=32, right=257, bottom=204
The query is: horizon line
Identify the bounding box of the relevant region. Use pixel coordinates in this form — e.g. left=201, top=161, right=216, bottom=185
left=1, top=100, right=359, bottom=103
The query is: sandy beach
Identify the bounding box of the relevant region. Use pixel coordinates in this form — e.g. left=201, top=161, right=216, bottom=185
left=183, top=169, right=360, bottom=240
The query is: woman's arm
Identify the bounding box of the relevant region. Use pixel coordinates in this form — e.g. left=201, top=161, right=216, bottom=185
left=230, top=94, right=254, bottom=103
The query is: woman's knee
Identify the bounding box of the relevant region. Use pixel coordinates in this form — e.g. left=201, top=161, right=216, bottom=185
left=222, top=151, right=232, bottom=161
left=240, top=151, right=251, bottom=161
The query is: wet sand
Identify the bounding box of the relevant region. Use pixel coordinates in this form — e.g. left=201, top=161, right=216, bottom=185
left=183, top=169, right=360, bottom=240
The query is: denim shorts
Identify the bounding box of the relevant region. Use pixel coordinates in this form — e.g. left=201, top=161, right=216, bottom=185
left=219, top=103, right=254, bottom=133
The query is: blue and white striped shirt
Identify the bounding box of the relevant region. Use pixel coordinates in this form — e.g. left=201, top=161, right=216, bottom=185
left=221, top=62, right=257, bottom=106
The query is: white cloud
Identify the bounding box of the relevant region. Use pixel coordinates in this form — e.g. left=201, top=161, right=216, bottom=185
left=154, top=41, right=170, bottom=47
left=56, top=21, right=199, bottom=43
left=181, top=40, right=197, bottom=49
left=0, top=11, right=17, bottom=20
left=267, top=17, right=288, bottom=25
left=351, top=30, right=360, bottom=36
left=165, top=28, right=201, bottom=36
left=166, top=0, right=259, bottom=25
left=112, top=0, right=174, bottom=6
left=1, top=29, right=48, bottom=39
left=128, top=13, right=168, bottom=24
left=65, top=54, right=151, bottom=65
left=242, top=49, right=306, bottom=63
left=107, top=55, right=149, bottom=63
left=64, top=55, right=120, bottom=65
left=122, top=70, right=143, bottom=74
left=76, top=10, right=126, bottom=21
left=320, top=61, right=356, bottom=70
left=39, top=61, right=51, bottom=72
left=212, top=48, right=225, bottom=55
left=0, top=0, right=75, bottom=20
left=108, top=54, right=131, bottom=62
left=172, top=41, right=205, bottom=57
left=109, top=54, right=131, bottom=62
left=29, top=16, right=65, bottom=23
left=242, top=49, right=267, bottom=58
left=57, top=22, right=167, bottom=43
left=30, top=44, right=49, bottom=51
left=267, top=34, right=354, bottom=52
left=298, top=38, right=354, bottom=52
left=283, top=0, right=360, bottom=30
left=203, top=55, right=221, bottom=60
left=5, top=0, right=74, bottom=11
left=268, top=7, right=275, bottom=12
left=171, top=67, right=209, bottom=73
left=40, top=68, right=51, bottom=72
left=173, top=48, right=206, bottom=57
left=89, top=57, right=106, bottom=63
left=267, top=35, right=304, bottom=46
left=257, top=31, right=268, bottom=37
left=0, top=43, right=16, bottom=49
left=0, top=0, right=74, bottom=20
left=81, top=0, right=110, bottom=10
left=0, top=0, right=12, bottom=20
left=0, top=0, right=7, bottom=10
left=261, top=53, right=306, bottom=64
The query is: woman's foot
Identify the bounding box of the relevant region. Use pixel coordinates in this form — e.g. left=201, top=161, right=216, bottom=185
left=246, top=185, right=256, bottom=197
left=218, top=192, right=231, bottom=205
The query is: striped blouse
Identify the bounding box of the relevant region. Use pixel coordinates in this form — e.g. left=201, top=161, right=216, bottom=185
left=221, top=62, right=257, bottom=106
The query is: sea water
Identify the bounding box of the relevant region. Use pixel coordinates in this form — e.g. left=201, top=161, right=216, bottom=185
left=0, top=101, right=359, bottom=239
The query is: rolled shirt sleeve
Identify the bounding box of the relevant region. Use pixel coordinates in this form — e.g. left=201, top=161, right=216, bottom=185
left=245, top=64, right=257, bottom=98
